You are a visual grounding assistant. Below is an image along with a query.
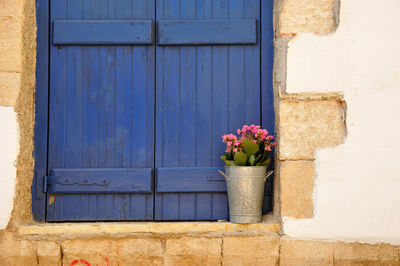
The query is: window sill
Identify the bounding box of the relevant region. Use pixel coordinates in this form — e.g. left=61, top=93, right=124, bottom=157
left=18, top=216, right=280, bottom=236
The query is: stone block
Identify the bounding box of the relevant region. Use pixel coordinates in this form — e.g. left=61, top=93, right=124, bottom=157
left=62, top=239, right=118, bottom=266
left=0, top=16, right=22, bottom=72
left=280, top=239, right=334, bottom=266
left=280, top=0, right=336, bottom=36
left=0, top=0, right=24, bottom=18
left=334, top=242, right=398, bottom=265
left=222, top=235, right=279, bottom=266
left=37, top=241, right=61, bottom=266
left=279, top=100, right=344, bottom=160
left=280, top=161, right=314, bottom=218
left=165, top=237, right=222, bottom=266
left=0, top=232, right=37, bottom=265
left=117, top=238, right=163, bottom=266
left=62, top=238, right=164, bottom=266
left=0, top=71, right=20, bottom=106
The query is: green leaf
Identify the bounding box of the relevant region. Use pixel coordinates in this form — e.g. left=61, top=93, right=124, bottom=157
left=224, top=160, right=236, bottom=166
left=256, top=158, right=271, bottom=166
left=249, top=155, right=256, bottom=166
left=220, top=155, right=226, bottom=162
left=242, top=139, right=259, bottom=156
left=234, top=152, right=248, bottom=166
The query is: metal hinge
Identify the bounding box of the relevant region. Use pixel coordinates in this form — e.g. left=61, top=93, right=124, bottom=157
left=43, top=175, right=111, bottom=193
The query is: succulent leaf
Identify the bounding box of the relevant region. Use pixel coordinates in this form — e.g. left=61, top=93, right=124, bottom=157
left=225, top=160, right=236, bottom=166
left=234, top=151, right=248, bottom=166
left=243, top=139, right=259, bottom=156
left=249, top=155, right=256, bottom=166
left=256, top=158, right=271, bottom=166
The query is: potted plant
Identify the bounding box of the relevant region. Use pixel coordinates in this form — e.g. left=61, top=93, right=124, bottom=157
left=218, top=125, right=275, bottom=223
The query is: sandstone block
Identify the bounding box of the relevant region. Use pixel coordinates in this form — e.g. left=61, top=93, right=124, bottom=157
left=279, top=100, right=344, bottom=160
left=37, top=241, right=61, bottom=266
left=280, top=161, right=314, bottom=218
left=165, top=237, right=222, bottom=266
left=62, top=239, right=118, bottom=266
left=280, top=0, right=336, bottom=36
left=0, top=232, right=37, bottom=265
left=280, top=239, right=334, bottom=266
left=62, top=238, right=163, bottom=266
left=0, top=0, right=24, bottom=18
left=334, top=242, right=398, bottom=265
left=117, top=238, right=163, bottom=266
left=222, top=235, right=279, bottom=266
left=0, top=16, right=22, bottom=72
left=0, top=71, right=20, bottom=106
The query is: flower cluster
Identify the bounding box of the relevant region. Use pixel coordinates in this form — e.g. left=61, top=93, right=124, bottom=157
left=222, top=134, right=243, bottom=153
left=235, top=124, right=275, bottom=152
left=221, top=125, right=276, bottom=166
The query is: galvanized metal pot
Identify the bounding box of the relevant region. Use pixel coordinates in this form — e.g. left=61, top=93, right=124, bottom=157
left=218, top=166, right=273, bottom=224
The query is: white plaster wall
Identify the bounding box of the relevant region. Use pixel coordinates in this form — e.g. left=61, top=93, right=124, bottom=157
left=0, top=106, right=18, bottom=229
left=284, top=0, right=400, bottom=245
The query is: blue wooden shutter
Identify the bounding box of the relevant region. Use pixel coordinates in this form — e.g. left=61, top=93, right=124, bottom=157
left=155, top=0, right=262, bottom=220
left=46, top=0, right=155, bottom=221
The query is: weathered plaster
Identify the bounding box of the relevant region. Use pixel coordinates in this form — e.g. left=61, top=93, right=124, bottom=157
left=283, top=0, right=400, bottom=245
left=0, top=107, right=18, bottom=229
left=9, top=0, right=36, bottom=228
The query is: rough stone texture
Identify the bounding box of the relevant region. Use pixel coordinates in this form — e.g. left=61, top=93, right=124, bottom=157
left=37, top=241, right=61, bottom=266
left=62, top=238, right=163, bottom=266
left=334, top=242, right=398, bottom=265
left=0, top=232, right=37, bottom=265
left=165, top=237, right=221, bottom=266
left=280, top=239, right=334, bottom=265
left=62, top=239, right=119, bottom=265
left=117, top=238, right=164, bottom=266
left=0, top=0, right=24, bottom=18
left=9, top=0, right=36, bottom=227
left=280, top=161, right=314, bottom=218
left=0, top=16, right=22, bottom=72
left=222, top=235, right=280, bottom=266
left=279, top=100, right=345, bottom=160
left=280, top=0, right=337, bottom=36
left=0, top=71, right=20, bottom=106
left=18, top=222, right=280, bottom=235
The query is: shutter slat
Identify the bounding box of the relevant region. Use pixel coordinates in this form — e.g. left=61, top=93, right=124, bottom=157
left=47, top=168, right=152, bottom=193
left=156, top=167, right=226, bottom=193
left=157, top=19, right=257, bottom=45
left=53, top=20, right=154, bottom=44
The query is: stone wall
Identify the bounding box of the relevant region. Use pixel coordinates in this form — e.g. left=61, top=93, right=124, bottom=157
left=1, top=231, right=399, bottom=265
left=0, top=0, right=399, bottom=264
left=279, top=0, right=400, bottom=245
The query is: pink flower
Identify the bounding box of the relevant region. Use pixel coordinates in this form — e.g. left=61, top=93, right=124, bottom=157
left=265, top=146, right=272, bottom=151
left=241, top=125, right=249, bottom=133
left=237, top=129, right=241, bottom=135
left=233, top=148, right=238, bottom=153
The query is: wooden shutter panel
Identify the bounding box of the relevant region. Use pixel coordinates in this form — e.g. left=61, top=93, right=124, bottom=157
left=154, top=0, right=261, bottom=220
left=46, top=0, right=155, bottom=221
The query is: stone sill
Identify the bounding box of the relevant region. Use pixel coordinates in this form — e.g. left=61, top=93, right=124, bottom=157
left=18, top=221, right=280, bottom=236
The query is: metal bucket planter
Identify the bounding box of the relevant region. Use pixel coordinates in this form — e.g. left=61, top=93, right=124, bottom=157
left=218, top=166, right=273, bottom=224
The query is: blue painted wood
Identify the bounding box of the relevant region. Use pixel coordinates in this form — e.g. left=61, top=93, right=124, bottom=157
left=46, top=0, right=155, bottom=222
left=261, top=0, right=275, bottom=214
left=157, top=19, right=257, bottom=45
left=156, top=168, right=226, bottom=192
left=46, top=168, right=153, bottom=193
left=32, top=0, right=49, bottom=221
left=35, top=0, right=274, bottom=222
left=53, top=20, right=154, bottom=45
left=155, top=0, right=262, bottom=221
